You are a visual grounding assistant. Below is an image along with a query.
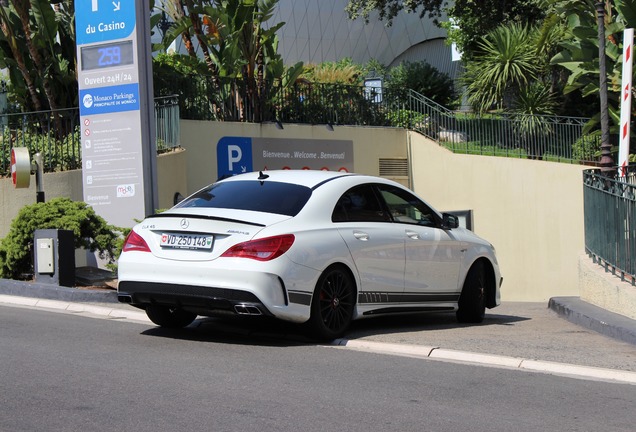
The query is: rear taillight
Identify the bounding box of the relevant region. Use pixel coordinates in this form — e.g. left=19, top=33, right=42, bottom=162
left=221, top=234, right=295, bottom=261
left=122, top=230, right=151, bottom=253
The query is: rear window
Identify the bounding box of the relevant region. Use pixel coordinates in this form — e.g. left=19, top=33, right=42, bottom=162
left=174, top=180, right=312, bottom=216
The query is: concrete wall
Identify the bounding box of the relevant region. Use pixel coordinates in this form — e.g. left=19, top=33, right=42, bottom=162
left=0, top=170, right=83, bottom=238
left=179, top=121, right=409, bottom=193
left=0, top=149, right=187, bottom=237
left=579, top=254, right=636, bottom=320
left=408, top=132, right=588, bottom=301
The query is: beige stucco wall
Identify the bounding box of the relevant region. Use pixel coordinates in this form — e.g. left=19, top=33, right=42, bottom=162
left=179, top=121, right=408, bottom=193
left=578, top=254, right=636, bottom=319
left=408, top=132, right=588, bottom=301
left=0, top=170, right=83, bottom=238
left=155, top=148, right=188, bottom=210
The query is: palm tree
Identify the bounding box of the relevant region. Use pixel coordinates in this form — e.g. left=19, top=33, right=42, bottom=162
left=157, top=0, right=302, bottom=121
left=461, top=23, right=539, bottom=113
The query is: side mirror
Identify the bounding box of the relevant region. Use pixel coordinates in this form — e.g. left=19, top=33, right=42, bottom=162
left=442, top=213, right=459, bottom=229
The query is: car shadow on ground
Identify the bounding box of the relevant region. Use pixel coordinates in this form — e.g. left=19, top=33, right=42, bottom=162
left=345, top=311, right=530, bottom=339
left=139, top=310, right=531, bottom=346
left=140, top=315, right=314, bottom=346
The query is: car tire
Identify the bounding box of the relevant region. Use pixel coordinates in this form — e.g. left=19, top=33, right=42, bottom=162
left=307, top=265, right=355, bottom=341
left=456, top=261, right=486, bottom=324
left=145, top=305, right=197, bottom=328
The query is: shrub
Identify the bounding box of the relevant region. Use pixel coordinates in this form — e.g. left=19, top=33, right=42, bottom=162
left=572, top=132, right=601, bottom=163
left=385, top=61, right=457, bottom=108
left=386, top=109, right=428, bottom=129
left=0, top=198, right=123, bottom=279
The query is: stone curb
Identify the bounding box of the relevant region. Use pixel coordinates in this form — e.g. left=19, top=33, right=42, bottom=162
left=333, top=339, right=636, bottom=385
left=549, top=296, right=636, bottom=346
left=0, top=295, right=150, bottom=323
left=0, top=279, right=118, bottom=304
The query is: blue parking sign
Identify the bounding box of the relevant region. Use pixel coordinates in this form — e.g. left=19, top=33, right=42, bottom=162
left=217, top=137, right=253, bottom=178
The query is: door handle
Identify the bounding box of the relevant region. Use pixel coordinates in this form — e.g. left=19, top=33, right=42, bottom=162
left=405, top=230, right=419, bottom=240
left=353, top=231, right=369, bottom=241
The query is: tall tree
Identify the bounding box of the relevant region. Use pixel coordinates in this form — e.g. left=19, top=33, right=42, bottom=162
left=549, top=0, right=636, bottom=130
left=157, top=0, right=302, bottom=121
left=346, top=0, right=545, bottom=60
left=0, top=0, right=77, bottom=111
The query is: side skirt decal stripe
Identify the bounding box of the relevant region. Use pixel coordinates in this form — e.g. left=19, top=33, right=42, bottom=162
left=358, top=292, right=460, bottom=304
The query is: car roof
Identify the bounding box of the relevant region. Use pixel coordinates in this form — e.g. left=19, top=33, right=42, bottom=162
left=217, top=170, right=357, bottom=189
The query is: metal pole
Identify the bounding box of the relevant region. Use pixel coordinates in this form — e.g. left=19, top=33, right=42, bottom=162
left=596, top=1, right=615, bottom=175
left=33, top=152, right=45, bottom=203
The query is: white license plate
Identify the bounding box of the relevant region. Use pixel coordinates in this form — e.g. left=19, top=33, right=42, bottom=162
left=160, top=233, right=213, bottom=250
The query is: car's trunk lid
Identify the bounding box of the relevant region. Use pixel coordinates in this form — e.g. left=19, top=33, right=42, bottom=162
left=137, top=208, right=289, bottom=261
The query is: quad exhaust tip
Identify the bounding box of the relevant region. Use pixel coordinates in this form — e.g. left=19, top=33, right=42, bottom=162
left=234, top=304, right=263, bottom=316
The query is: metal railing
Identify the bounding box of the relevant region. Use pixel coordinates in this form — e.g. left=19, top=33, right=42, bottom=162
left=583, top=166, right=636, bottom=285
left=0, top=108, right=81, bottom=175
left=0, top=95, right=180, bottom=176
left=154, top=95, right=180, bottom=152
left=404, top=90, right=599, bottom=164
left=162, top=77, right=597, bottom=164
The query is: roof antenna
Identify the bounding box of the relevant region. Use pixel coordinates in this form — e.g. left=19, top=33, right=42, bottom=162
left=258, top=171, right=269, bottom=180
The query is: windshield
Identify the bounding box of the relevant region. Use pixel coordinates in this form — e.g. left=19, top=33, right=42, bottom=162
left=175, top=180, right=312, bottom=217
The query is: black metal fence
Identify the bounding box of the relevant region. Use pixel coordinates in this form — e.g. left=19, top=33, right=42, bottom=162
left=583, top=166, right=636, bottom=285
left=0, top=108, right=82, bottom=175
left=0, top=95, right=180, bottom=177
left=405, top=90, right=599, bottom=164
left=160, top=76, right=597, bottom=164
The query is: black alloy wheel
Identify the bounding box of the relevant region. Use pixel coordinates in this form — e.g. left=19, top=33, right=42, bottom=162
left=456, top=260, right=487, bottom=323
left=308, top=266, right=355, bottom=340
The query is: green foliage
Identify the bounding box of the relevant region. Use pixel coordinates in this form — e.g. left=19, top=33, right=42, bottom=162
left=153, top=53, right=209, bottom=92
left=155, top=0, right=303, bottom=121
left=572, top=131, right=601, bottom=162
left=0, top=0, right=78, bottom=110
left=386, top=109, right=428, bottom=129
left=346, top=0, right=545, bottom=60
left=346, top=0, right=445, bottom=23
left=385, top=61, right=456, bottom=108
left=548, top=0, right=632, bottom=133
left=445, top=0, right=545, bottom=60
left=302, top=58, right=366, bottom=85
left=0, top=198, right=123, bottom=280
left=461, top=23, right=539, bottom=113
left=276, top=82, right=388, bottom=126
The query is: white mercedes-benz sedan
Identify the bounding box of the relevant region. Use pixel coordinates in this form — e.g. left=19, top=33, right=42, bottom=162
left=118, top=170, right=502, bottom=339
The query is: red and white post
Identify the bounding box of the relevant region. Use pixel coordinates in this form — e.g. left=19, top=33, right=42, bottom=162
left=619, top=28, right=634, bottom=177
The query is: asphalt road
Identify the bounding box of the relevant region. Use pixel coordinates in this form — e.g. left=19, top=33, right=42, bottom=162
left=2, top=305, right=636, bottom=432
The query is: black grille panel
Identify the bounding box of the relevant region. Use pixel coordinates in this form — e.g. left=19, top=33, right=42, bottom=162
left=117, top=281, right=271, bottom=316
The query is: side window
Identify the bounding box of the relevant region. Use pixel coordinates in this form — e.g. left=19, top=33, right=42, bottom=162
left=377, top=185, right=440, bottom=227
left=332, top=185, right=390, bottom=223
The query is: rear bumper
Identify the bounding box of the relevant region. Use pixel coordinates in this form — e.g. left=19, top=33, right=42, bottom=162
left=118, top=281, right=274, bottom=317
